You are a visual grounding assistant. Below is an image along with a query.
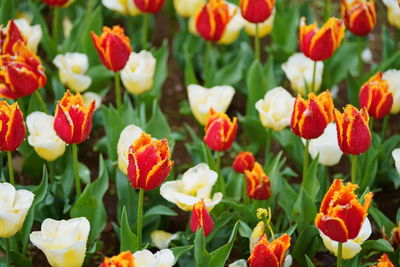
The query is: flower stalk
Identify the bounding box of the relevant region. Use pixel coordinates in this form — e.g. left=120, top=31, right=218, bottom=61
left=34, top=91, right=49, bottom=114
left=52, top=7, right=59, bottom=45
left=303, top=140, right=310, bottom=181
left=205, top=42, right=212, bottom=87
left=141, top=14, right=148, bottom=50
left=5, top=238, right=10, bottom=267
left=72, top=143, right=81, bottom=197
left=351, top=155, right=357, bottom=184
left=137, top=188, right=144, bottom=248
left=255, top=23, right=260, bottom=61
left=115, top=72, right=122, bottom=114
left=7, top=151, right=14, bottom=185
left=311, top=60, right=317, bottom=93
left=337, top=242, right=343, bottom=267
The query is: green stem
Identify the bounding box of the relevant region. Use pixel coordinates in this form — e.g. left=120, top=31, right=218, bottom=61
left=47, top=161, right=56, bottom=182
left=381, top=115, right=389, bottom=140
left=358, top=37, right=364, bottom=76
left=5, top=238, right=10, bottom=267
left=115, top=72, right=122, bottom=114
left=255, top=23, right=260, bottom=61
left=141, top=14, right=148, bottom=50
left=205, top=42, right=212, bottom=87
left=337, top=242, right=343, bottom=267
left=311, top=61, right=317, bottom=94
left=215, top=151, right=225, bottom=194
left=34, top=91, right=49, bottom=114
left=7, top=151, right=14, bottom=185
left=303, top=140, right=310, bottom=181
left=351, top=155, right=357, bottom=184
left=369, top=117, right=374, bottom=132
left=137, top=188, right=144, bottom=248
left=72, top=144, right=81, bottom=197
left=52, top=7, right=59, bottom=46
left=264, top=129, right=271, bottom=165
left=242, top=176, right=249, bottom=204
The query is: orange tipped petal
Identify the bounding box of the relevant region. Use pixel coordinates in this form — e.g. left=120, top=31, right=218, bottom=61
left=190, top=199, right=214, bottom=236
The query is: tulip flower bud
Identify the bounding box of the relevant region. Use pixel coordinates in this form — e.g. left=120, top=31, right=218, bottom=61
left=244, top=162, right=271, bottom=200
left=229, top=259, right=248, bottom=267
left=13, top=18, right=42, bottom=53
left=248, top=234, right=291, bottom=267
left=194, top=0, right=231, bottom=42
left=0, top=182, right=34, bottom=238
left=30, top=217, right=90, bottom=267
left=127, top=132, right=173, bottom=191
left=290, top=91, right=334, bottom=140
left=334, top=105, right=371, bottom=155
left=151, top=230, right=177, bottom=249
left=341, top=0, right=376, bottom=36
left=371, top=254, right=394, bottom=267
left=102, top=0, right=141, bottom=16
left=392, top=148, right=400, bottom=178
left=382, top=0, right=400, bottom=30
left=100, top=251, right=134, bottom=267
left=299, top=17, right=345, bottom=61
left=383, top=69, right=400, bottom=114
left=133, top=0, right=166, bottom=13
left=0, top=101, right=26, bottom=152
left=42, top=0, right=75, bottom=7
left=54, top=90, right=96, bottom=144
left=244, top=8, right=275, bottom=37
left=359, top=72, right=393, bottom=119
left=240, top=0, right=275, bottom=24
left=190, top=199, right=214, bottom=236
left=204, top=109, right=238, bottom=151
left=174, top=0, right=205, bottom=18
left=91, top=26, right=132, bottom=72
left=233, top=151, right=255, bottom=173
left=133, top=249, right=174, bottom=266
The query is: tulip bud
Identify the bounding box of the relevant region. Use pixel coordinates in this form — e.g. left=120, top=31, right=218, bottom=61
left=127, top=132, right=173, bottom=191
left=233, top=151, right=255, bottom=173
left=91, top=26, right=132, bottom=72
left=133, top=0, right=166, bottom=13
left=100, top=251, right=134, bottom=267
left=174, top=0, right=205, bottom=18
left=151, top=230, right=178, bottom=249
left=371, top=254, right=394, bottom=267
left=42, top=0, right=75, bottom=7
left=30, top=217, right=90, bottom=267
left=0, top=101, right=26, bottom=152
left=54, top=90, right=96, bottom=144
left=204, top=109, right=238, bottom=151
left=102, top=0, right=141, bottom=16
left=194, top=0, right=231, bottom=42
left=190, top=199, right=214, bottom=236
left=229, top=259, right=248, bottom=267
left=334, top=105, right=371, bottom=155
left=13, top=18, right=42, bottom=53
left=299, top=17, right=345, bottom=61
left=290, top=91, right=334, bottom=140
left=382, top=69, right=400, bottom=114
left=359, top=72, right=393, bottom=119
left=244, top=162, right=271, bottom=200
left=248, top=234, right=291, bottom=267
left=382, top=0, right=400, bottom=30
left=341, top=0, right=376, bottom=36
left=0, top=182, right=34, bottom=238
left=240, top=0, right=275, bottom=24
left=133, top=249, right=174, bottom=267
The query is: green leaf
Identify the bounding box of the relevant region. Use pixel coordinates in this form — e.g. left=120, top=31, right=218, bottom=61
left=116, top=170, right=137, bottom=224
left=301, top=156, right=320, bottom=199
left=194, top=228, right=211, bottom=267
left=305, top=255, right=316, bottom=267
left=246, top=60, right=267, bottom=117
left=143, top=205, right=177, bottom=221
left=369, top=207, right=396, bottom=236
left=238, top=220, right=252, bottom=238
left=292, top=189, right=317, bottom=226
left=209, top=221, right=239, bottom=267
left=86, top=65, right=114, bottom=93
left=10, top=251, right=32, bottom=267
left=171, top=245, right=194, bottom=265
left=120, top=207, right=138, bottom=252
left=362, top=239, right=394, bottom=253
left=0, top=0, right=15, bottom=24
left=145, top=102, right=172, bottom=142
left=32, top=166, right=49, bottom=206
left=150, top=41, right=169, bottom=99
left=291, top=225, right=319, bottom=266
left=78, top=163, right=91, bottom=184
left=183, top=44, right=198, bottom=86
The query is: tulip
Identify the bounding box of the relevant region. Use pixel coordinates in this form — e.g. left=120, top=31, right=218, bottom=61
left=194, top=0, right=231, bottom=42
left=290, top=91, right=334, bottom=140
left=249, top=221, right=265, bottom=251
left=133, top=0, right=166, bottom=13
left=30, top=217, right=90, bottom=267
left=219, top=3, right=246, bottom=45
left=100, top=251, right=134, bottom=267
left=63, top=17, right=73, bottom=38
left=255, top=87, right=295, bottom=131
left=341, top=0, right=376, bottom=36
left=334, top=105, right=371, bottom=155
left=151, top=230, right=178, bottom=249
left=0, top=101, right=26, bottom=152
left=27, top=112, right=66, bottom=162
left=0, top=20, right=25, bottom=55
left=174, top=0, right=205, bottom=18
left=102, top=0, right=141, bottom=16
left=91, top=26, right=132, bottom=72
left=281, top=53, right=324, bottom=96
left=389, top=223, right=400, bottom=250
left=187, top=84, right=235, bottom=125
left=160, top=163, right=222, bottom=211
left=13, top=18, right=42, bottom=53
left=42, top=0, right=75, bottom=7
left=133, top=249, right=174, bottom=267
left=359, top=72, right=393, bottom=119
left=382, top=0, right=400, bottom=29
left=299, top=17, right=345, bottom=61
left=229, top=259, right=248, bottom=267
left=240, top=0, right=275, bottom=24
left=244, top=162, right=271, bottom=200
left=82, top=92, right=102, bottom=111
left=190, top=199, right=214, bottom=236
left=233, top=151, right=255, bottom=173
left=244, top=8, right=275, bottom=37
left=117, top=125, right=144, bottom=175
left=383, top=69, right=400, bottom=114
left=204, top=109, right=238, bottom=151
left=392, top=148, right=400, bottom=178
left=248, top=234, right=291, bottom=267
left=0, top=182, right=34, bottom=238
left=120, top=51, right=156, bottom=95
left=370, top=254, right=394, bottom=267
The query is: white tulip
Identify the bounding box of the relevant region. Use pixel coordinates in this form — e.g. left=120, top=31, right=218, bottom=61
left=219, top=3, right=245, bottom=45
left=102, top=0, right=141, bottom=16
left=282, top=53, right=324, bottom=96
left=63, top=17, right=73, bottom=38
left=187, top=84, right=235, bottom=125
left=255, top=87, right=295, bottom=131
left=30, top=217, right=90, bottom=267
left=160, top=163, right=223, bottom=211
left=13, top=18, right=42, bottom=53
left=150, top=230, right=178, bottom=249
left=392, top=148, right=400, bottom=175
left=382, top=0, right=400, bottom=29
left=0, top=183, right=34, bottom=238
left=383, top=69, right=400, bottom=114
left=82, top=92, right=102, bottom=110
left=133, top=249, right=174, bottom=267
left=121, top=51, right=157, bottom=95
left=27, top=112, right=66, bottom=162
left=244, top=8, right=276, bottom=37
left=53, top=52, right=92, bottom=93
left=229, top=259, right=248, bottom=267
left=117, top=125, right=144, bottom=175
left=174, top=0, right=205, bottom=18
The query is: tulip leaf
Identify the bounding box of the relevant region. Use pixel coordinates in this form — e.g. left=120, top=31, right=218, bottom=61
left=183, top=43, right=198, bottom=86
left=120, top=207, right=138, bottom=252
left=369, top=207, right=396, bottom=237
left=292, top=188, right=317, bottom=226
left=171, top=245, right=194, bottom=265
left=246, top=60, right=267, bottom=117
left=301, top=156, right=320, bottom=200
left=150, top=41, right=169, bottom=99
left=305, top=255, right=316, bottom=267
left=32, top=166, right=49, bottom=206
left=208, top=221, right=239, bottom=267
left=86, top=65, right=114, bottom=93
left=143, top=205, right=177, bottom=222
left=10, top=251, right=32, bottom=267
left=78, top=163, right=91, bottom=184
left=238, top=220, right=252, bottom=239
left=0, top=0, right=15, bottom=24
left=116, top=170, right=137, bottom=224
left=145, top=102, right=172, bottom=144
left=238, top=115, right=266, bottom=154
left=194, top=228, right=211, bottom=267
left=362, top=239, right=394, bottom=253
left=278, top=179, right=298, bottom=222
left=291, top=225, right=319, bottom=266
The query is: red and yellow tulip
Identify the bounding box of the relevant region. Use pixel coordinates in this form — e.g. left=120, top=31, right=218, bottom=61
left=371, top=254, right=394, bottom=267
left=233, top=151, right=255, bottom=174
left=133, top=0, right=165, bottom=13
left=240, top=0, right=275, bottom=24
left=204, top=109, right=237, bottom=151
left=248, top=234, right=291, bottom=267
left=244, top=162, right=271, bottom=200
left=190, top=199, right=214, bottom=236
left=341, top=0, right=376, bottom=36
left=0, top=20, right=25, bottom=55
left=0, top=101, right=26, bottom=152
left=99, top=251, right=134, bottom=267
left=42, top=0, right=74, bottom=7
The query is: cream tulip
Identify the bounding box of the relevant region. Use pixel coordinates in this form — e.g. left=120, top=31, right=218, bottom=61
left=82, top=92, right=102, bottom=110
left=133, top=249, right=174, bottom=267
left=63, top=17, right=73, bottom=38
left=244, top=8, right=276, bottom=38
left=174, top=0, right=205, bottom=18
left=281, top=53, right=324, bottom=95
left=150, top=230, right=178, bottom=249
left=249, top=221, right=265, bottom=252
left=187, top=84, right=235, bottom=125
left=13, top=18, right=42, bottom=53
left=30, top=217, right=90, bottom=267
left=117, top=125, right=144, bottom=175
left=160, top=163, right=223, bottom=211
left=219, top=3, right=245, bottom=45
left=319, top=218, right=371, bottom=259
left=383, top=69, right=400, bottom=114
left=0, top=183, right=34, bottom=238
left=383, top=0, right=400, bottom=29
left=229, top=259, right=248, bottom=267
left=392, top=148, right=400, bottom=175
left=27, top=112, right=66, bottom=162
left=121, top=51, right=156, bottom=95
left=53, top=53, right=92, bottom=93
left=102, top=0, right=141, bottom=16
left=255, top=87, right=295, bottom=131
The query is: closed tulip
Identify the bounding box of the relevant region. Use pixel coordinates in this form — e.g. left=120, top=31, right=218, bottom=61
left=255, top=87, right=295, bottom=131
left=160, top=163, right=222, bottom=211
left=117, top=125, right=144, bottom=175
left=341, top=0, right=376, bottom=36
left=233, top=151, right=255, bottom=173
left=299, top=17, right=345, bottom=61
left=359, top=72, right=393, bottom=119
left=219, top=3, right=246, bottom=45
left=121, top=51, right=156, bottom=95
left=100, top=251, right=134, bottom=267
left=371, top=254, right=394, bottom=267
left=54, top=90, right=96, bottom=144
left=244, top=8, right=275, bottom=37
left=204, top=109, right=238, bottom=151
left=383, top=69, right=400, bottom=114
left=127, top=132, right=173, bottom=191
left=248, top=234, right=291, bottom=267
left=150, top=230, right=177, bottom=249
left=244, top=162, right=271, bottom=200
left=392, top=148, right=400, bottom=177
left=190, top=199, right=214, bottom=236
left=27, top=112, right=66, bottom=162
left=174, top=0, right=205, bottom=18
left=382, top=0, right=400, bottom=29
left=290, top=91, right=334, bottom=139
left=102, top=0, right=141, bottom=16
left=240, top=0, right=275, bottom=24
left=133, top=0, right=165, bottom=13
left=133, top=249, right=174, bottom=267
left=43, top=0, right=75, bottom=7
left=30, top=217, right=90, bottom=267
left=187, top=84, right=235, bottom=125
left=0, top=182, right=34, bottom=238
left=0, top=101, right=26, bottom=152
left=91, top=26, right=132, bottom=72
left=334, top=105, right=371, bottom=155
left=13, top=18, right=42, bottom=53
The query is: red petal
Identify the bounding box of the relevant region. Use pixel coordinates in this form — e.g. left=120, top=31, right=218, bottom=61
left=315, top=213, right=349, bottom=242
